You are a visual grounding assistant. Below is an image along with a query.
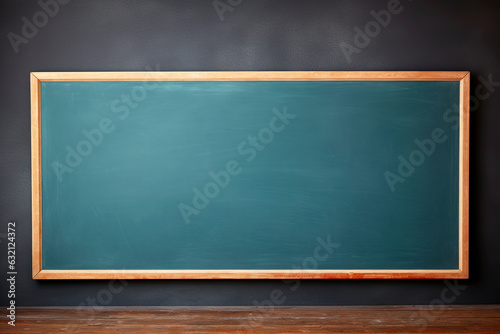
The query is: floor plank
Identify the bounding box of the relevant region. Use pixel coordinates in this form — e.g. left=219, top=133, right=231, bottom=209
left=2, top=305, right=499, bottom=333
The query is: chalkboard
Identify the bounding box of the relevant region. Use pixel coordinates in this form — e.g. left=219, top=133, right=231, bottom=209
left=31, top=72, right=469, bottom=279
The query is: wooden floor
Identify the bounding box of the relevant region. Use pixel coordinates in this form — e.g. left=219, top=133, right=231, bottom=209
left=2, top=305, right=499, bottom=333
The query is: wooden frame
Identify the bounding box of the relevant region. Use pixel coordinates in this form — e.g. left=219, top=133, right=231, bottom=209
left=31, top=71, right=469, bottom=279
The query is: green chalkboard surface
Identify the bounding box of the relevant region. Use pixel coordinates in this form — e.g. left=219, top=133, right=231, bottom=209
left=32, top=72, right=469, bottom=279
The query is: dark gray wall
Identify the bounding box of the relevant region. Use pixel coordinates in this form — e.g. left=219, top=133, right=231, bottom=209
left=1, top=0, right=499, bottom=307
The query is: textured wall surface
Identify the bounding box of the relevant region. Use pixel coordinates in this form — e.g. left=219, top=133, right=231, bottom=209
left=0, top=0, right=499, bottom=307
